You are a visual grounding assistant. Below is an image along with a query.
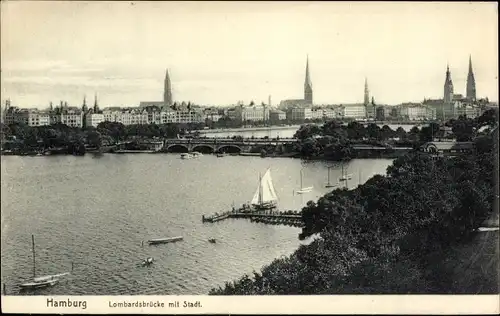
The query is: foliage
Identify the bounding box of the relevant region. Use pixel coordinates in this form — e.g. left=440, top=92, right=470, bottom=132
left=210, top=109, right=498, bottom=295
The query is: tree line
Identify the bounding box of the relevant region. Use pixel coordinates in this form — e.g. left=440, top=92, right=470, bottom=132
left=292, top=110, right=498, bottom=161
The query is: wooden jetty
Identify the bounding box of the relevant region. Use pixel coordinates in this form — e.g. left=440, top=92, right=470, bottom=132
left=202, top=209, right=303, bottom=227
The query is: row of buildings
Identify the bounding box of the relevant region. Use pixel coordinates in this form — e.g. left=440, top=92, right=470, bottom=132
left=1, top=96, right=493, bottom=128
left=1, top=56, right=496, bottom=127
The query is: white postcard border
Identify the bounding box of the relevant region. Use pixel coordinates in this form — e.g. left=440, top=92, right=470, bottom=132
left=2, top=295, right=499, bottom=314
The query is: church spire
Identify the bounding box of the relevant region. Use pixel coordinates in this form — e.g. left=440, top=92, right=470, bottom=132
left=304, top=55, right=313, bottom=104
left=444, top=63, right=454, bottom=103
left=364, top=77, right=370, bottom=106
left=82, top=95, right=88, bottom=112
left=466, top=54, right=476, bottom=101
left=164, top=68, right=173, bottom=106
left=93, top=92, right=99, bottom=112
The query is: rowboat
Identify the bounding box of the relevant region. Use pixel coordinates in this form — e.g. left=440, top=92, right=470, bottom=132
left=147, top=236, right=183, bottom=245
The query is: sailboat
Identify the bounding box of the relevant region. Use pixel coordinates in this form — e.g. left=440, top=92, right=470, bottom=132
left=339, top=163, right=352, bottom=182
left=251, top=168, right=278, bottom=210
left=20, top=235, right=69, bottom=290
left=296, top=169, right=313, bottom=194
left=325, top=166, right=339, bottom=188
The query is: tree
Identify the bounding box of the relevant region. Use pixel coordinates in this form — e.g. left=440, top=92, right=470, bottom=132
left=87, top=131, right=102, bottom=149
left=395, top=127, right=407, bottom=140
left=366, top=123, right=381, bottom=140
left=452, top=116, right=475, bottom=141
left=380, top=125, right=394, bottom=141
left=419, top=122, right=440, bottom=142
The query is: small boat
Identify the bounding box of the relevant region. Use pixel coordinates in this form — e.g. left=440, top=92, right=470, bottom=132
left=296, top=169, right=313, bottom=194
left=147, top=236, right=183, bottom=245
left=325, top=166, right=339, bottom=188
left=208, top=238, right=216, bottom=244
left=180, top=153, right=193, bottom=159
left=20, top=235, right=68, bottom=290
left=251, top=168, right=279, bottom=210
left=20, top=278, right=59, bottom=289
left=339, top=163, right=352, bottom=181
left=191, top=151, right=203, bottom=158
left=216, top=152, right=227, bottom=157
left=142, top=257, right=154, bottom=266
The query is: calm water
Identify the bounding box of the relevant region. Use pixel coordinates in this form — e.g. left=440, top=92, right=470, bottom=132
left=1, top=154, right=393, bottom=295
left=200, top=124, right=419, bottom=138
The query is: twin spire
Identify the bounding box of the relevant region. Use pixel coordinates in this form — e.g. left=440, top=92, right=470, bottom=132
left=444, top=55, right=476, bottom=102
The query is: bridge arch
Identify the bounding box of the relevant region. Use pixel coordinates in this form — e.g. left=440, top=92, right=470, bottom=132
left=167, top=144, right=189, bottom=153
left=217, top=145, right=242, bottom=154
left=192, top=145, right=215, bottom=154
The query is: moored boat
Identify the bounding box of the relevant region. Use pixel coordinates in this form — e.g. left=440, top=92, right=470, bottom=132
left=180, top=153, right=193, bottom=159
left=296, top=169, right=313, bottom=194
left=251, top=168, right=279, bottom=211
left=147, top=236, right=183, bottom=245
left=20, top=235, right=69, bottom=290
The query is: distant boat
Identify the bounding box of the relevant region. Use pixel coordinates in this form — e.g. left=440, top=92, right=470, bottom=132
left=251, top=168, right=278, bottom=210
left=296, top=169, right=313, bottom=194
left=325, top=166, right=339, bottom=188
left=180, top=153, right=193, bottom=159
left=20, top=235, right=68, bottom=290
left=216, top=152, right=227, bottom=157
left=191, top=151, right=203, bottom=158
left=142, top=257, right=154, bottom=266
left=339, top=163, right=352, bottom=182
left=208, top=238, right=217, bottom=244
left=147, top=236, right=183, bottom=245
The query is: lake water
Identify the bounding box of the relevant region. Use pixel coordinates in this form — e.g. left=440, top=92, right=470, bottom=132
left=1, top=154, right=393, bottom=295
left=200, top=124, right=419, bottom=139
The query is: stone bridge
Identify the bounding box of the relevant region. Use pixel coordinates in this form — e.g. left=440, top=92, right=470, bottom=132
left=163, top=138, right=297, bottom=153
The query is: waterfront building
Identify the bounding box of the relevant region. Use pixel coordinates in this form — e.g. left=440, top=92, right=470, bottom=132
left=233, top=104, right=270, bottom=122
left=323, top=107, right=337, bottom=119
left=204, top=108, right=223, bottom=122
left=338, top=104, right=367, bottom=119
left=269, top=109, right=286, bottom=122
left=375, top=106, right=386, bottom=121
left=399, top=103, right=436, bottom=121
left=311, top=108, right=324, bottom=120
left=453, top=102, right=483, bottom=119
left=287, top=107, right=312, bottom=121
left=85, top=113, right=105, bottom=127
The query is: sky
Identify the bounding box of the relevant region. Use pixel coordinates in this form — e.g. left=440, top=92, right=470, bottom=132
left=1, top=1, right=498, bottom=109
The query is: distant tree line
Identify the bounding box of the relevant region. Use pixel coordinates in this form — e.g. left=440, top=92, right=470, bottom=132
left=0, top=121, right=205, bottom=155
left=292, top=110, right=498, bottom=161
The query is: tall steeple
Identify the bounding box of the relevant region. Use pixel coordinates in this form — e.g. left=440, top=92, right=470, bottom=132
left=304, top=55, right=313, bottom=104
left=82, top=95, right=88, bottom=112
left=93, top=93, right=99, bottom=112
left=164, top=69, right=173, bottom=106
left=466, top=55, right=476, bottom=101
left=364, top=77, right=370, bottom=106
left=443, top=63, right=454, bottom=103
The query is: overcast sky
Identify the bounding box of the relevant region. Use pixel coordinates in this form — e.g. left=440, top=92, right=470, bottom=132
left=1, top=1, right=498, bottom=108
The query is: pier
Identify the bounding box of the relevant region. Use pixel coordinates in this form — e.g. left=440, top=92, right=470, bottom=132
left=202, top=209, right=303, bottom=227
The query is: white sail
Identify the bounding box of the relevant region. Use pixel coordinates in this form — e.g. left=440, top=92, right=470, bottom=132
left=251, top=169, right=278, bottom=205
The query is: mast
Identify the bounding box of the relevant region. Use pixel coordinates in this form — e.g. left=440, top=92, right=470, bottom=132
left=258, top=173, right=262, bottom=206
left=32, top=235, right=36, bottom=278
left=300, top=169, right=303, bottom=189
left=327, top=167, right=331, bottom=185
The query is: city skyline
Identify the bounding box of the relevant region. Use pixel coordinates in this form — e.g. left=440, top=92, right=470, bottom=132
left=1, top=1, right=498, bottom=108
